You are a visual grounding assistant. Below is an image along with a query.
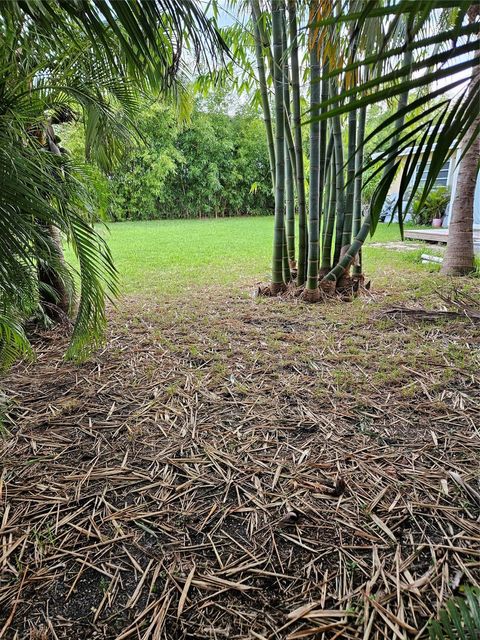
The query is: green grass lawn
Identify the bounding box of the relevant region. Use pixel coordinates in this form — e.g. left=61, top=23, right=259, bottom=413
left=67, top=217, right=435, bottom=297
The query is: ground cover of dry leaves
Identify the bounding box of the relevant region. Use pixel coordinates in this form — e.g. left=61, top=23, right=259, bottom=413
left=1, top=280, right=479, bottom=639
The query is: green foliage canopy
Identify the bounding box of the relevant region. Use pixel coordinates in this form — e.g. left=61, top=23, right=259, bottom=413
left=63, top=100, right=274, bottom=221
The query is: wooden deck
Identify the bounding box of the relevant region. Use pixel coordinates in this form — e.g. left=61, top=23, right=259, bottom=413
left=405, top=228, right=480, bottom=249
left=405, top=229, right=448, bottom=243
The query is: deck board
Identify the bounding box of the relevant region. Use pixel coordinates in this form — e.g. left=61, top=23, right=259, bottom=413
left=404, top=229, right=449, bottom=243
left=405, top=228, right=480, bottom=247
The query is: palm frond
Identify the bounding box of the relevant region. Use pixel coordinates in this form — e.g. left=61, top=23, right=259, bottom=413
left=305, top=0, right=479, bottom=233
left=429, top=587, right=480, bottom=640
left=0, top=311, right=33, bottom=370
left=0, top=0, right=226, bottom=367
left=2, top=0, right=228, bottom=88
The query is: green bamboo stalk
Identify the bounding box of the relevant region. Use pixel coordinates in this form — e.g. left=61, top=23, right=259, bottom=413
left=285, top=148, right=295, bottom=269
left=282, top=10, right=295, bottom=269
left=282, top=224, right=291, bottom=281
left=271, top=0, right=286, bottom=293
left=323, top=32, right=414, bottom=284
left=353, top=105, right=366, bottom=276
left=341, top=97, right=357, bottom=257
left=331, top=82, right=346, bottom=267
left=251, top=1, right=275, bottom=188
left=318, top=61, right=329, bottom=235
left=252, top=0, right=273, bottom=76
left=324, top=132, right=335, bottom=199
left=287, top=0, right=307, bottom=285
left=256, top=2, right=295, bottom=182
left=321, top=159, right=331, bottom=261
left=323, top=214, right=371, bottom=282
left=321, top=134, right=336, bottom=271
left=304, top=8, right=321, bottom=301
left=340, top=0, right=361, bottom=264
left=284, top=114, right=297, bottom=180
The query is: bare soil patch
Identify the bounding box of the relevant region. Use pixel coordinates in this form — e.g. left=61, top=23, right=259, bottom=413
left=368, top=242, right=445, bottom=253
left=1, top=285, right=479, bottom=639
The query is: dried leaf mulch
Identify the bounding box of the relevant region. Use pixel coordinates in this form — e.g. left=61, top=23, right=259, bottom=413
left=1, top=285, right=479, bottom=640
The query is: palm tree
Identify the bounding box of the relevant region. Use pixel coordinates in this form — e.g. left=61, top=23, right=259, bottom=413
left=0, top=1, right=225, bottom=365
left=441, top=5, right=480, bottom=276
left=441, top=106, right=479, bottom=275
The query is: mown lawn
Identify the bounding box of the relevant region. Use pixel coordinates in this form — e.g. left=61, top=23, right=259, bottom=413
left=70, top=217, right=434, bottom=296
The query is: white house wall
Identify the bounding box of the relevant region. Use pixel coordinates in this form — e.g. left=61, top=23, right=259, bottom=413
left=385, top=148, right=480, bottom=227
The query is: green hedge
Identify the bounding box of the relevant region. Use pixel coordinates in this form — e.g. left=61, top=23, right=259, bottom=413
left=63, top=101, right=274, bottom=221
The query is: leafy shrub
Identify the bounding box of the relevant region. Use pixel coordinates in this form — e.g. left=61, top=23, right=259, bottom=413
left=109, top=103, right=181, bottom=220
left=412, top=186, right=450, bottom=225
left=157, top=111, right=273, bottom=219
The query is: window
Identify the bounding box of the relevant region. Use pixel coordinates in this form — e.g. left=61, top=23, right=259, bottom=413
left=395, top=159, right=451, bottom=221
left=418, top=161, right=450, bottom=187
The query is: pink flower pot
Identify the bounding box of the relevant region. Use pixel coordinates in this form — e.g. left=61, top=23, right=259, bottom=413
left=432, top=218, right=443, bottom=228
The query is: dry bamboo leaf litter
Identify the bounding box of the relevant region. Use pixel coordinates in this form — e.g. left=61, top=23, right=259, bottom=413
left=0, top=287, right=479, bottom=639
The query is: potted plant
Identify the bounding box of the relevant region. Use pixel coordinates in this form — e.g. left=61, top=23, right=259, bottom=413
left=412, top=186, right=451, bottom=227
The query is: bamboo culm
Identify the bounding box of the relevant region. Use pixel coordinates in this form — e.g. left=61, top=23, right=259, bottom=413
left=353, top=105, right=366, bottom=275
left=304, top=18, right=321, bottom=296
left=322, top=139, right=336, bottom=271
left=323, top=214, right=372, bottom=282
left=330, top=83, right=346, bottom=267
left=288, top=0, right=307, bottom=285
left=282, top=9, right=295, bottom=269
left=251, top=1, right=276, bottom=188
left=342, top=96, right=357, bottom=257
left=324, top=31, right=414, bottom=283
left=318, top=62, right=329, bottom=236
left=270, top=0, right=286, bottom=292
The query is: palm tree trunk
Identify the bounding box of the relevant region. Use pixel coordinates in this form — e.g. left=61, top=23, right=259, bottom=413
left=39, top=127, right=72, bottom=317
left=270, top=0, right=287, bottom=294
left=288, top=0, right=307, bottom=286
left=251, top=1, right=275, bottom=188
left=38, top=224, right=71, bottom=317
left=441, top=125, right=479, bottom=275
left=303, top=10, right=321, bottom=301
left=441, top=49, right=479, bottom=275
